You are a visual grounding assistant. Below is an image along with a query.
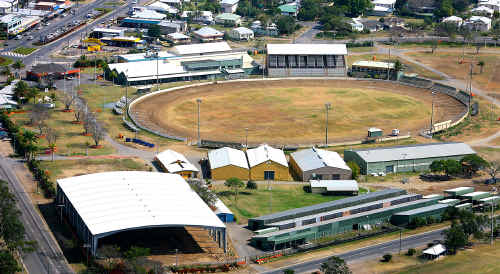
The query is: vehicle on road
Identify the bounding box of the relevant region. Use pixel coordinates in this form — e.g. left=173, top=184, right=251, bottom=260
left=36, top=26, right=42, bottom=30
left=15, top=35, right=22, bottom=40
left=27, top=35, right=34, bottom=40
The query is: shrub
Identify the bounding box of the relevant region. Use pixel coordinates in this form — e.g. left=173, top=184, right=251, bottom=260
left=382, top=253, right=392, bottom=262
left=303, top=185, right=311, bottom=193
left=347, top=161, right=360, bottom=180
left=246, top=180, right=257, bottom=190
left=406, top=248, right=416, bottom=256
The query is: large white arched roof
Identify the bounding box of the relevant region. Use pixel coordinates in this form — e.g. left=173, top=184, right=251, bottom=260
left=57, top=171, right=225, bottom=236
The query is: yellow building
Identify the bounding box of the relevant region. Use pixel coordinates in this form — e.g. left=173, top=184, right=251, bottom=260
left=208, top=147, right=250, bottom=181
left=155, top=149, right=199, bottom=179
left=247, top=144, right=291, bottom=181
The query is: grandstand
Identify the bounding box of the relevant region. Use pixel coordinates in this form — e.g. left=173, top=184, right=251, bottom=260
left=398, top=75, right=433, bottom=88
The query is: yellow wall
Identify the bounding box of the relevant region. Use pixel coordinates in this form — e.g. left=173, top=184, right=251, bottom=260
left=211, top=165, right=250, bottom=181
left=288, top=156, right=303, bottom=181
left=250, top=161, right=291, bottom=181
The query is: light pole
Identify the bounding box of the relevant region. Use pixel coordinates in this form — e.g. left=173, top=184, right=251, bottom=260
left=175, top=248, right=179, bottom=266
left=196, top=98, right=202, bottom=146
left=153, top=49, right=160, bottom=90
left=56, top=204, right=65, bottom=224
left=430, top=90, right=436, bottom=137
left=245, top=127, right=248, bottom=149
left=125, top=69, right=129, bottom=114
left=82, top=243, right=91, bottom=266
left=325, top=102, right=331, bottom=147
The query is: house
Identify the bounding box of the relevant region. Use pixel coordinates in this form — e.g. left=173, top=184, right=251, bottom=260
left=158, top=20, right=187, bottom=34
left=221, top=0, right=239, bottom=13
left=251, top=21, right=279, bottom=36
left=147, top=1, right=179, bottom=14
left=349, top=18, right=364, bottom=32
left=0, top=94, right=17, bottom=109
left=193, top=26, right=224, bottom=42
left=0, top=1, right=13, bottom=14
left=464, top=16, right=492, bottom=31
left=208, top=147, right=249, bottom=180
left=309, top=180, right=359, bottom=195
left=131, top=8, right=167, bottom=20
left=442, top=15, right=463, bottom=26
left=383, top=17, right=405, bottom=29
left=215, top=13, right=241, bottom=26
left=289, top=147, right=352, bottom=181
left=155, top=149, right=199, bottom=178
left=181, top=10, right=214, bottom=23
left=228, top=27, right=254, bottom=40
left=471, top=6, right=494, bottom=17
left=478, top=0, right=500, bottom=12
left=159, top=0, right=183, bottom=8
left=166, top=32, right=191, bottom=44
left=247, top=144, right=290, bottom=181
left=371, top=0, right=396, bottom=9
left=370, top=5, right=393, bottom=16
left=362, top=20, right=384, bottom=32
left=422, top=244, right=446, bottom=260
left=278, top=2, right=299, bottom=16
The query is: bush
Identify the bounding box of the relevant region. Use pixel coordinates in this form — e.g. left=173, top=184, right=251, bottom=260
left=303, top=185, right=311, bottom=193
left=382, top=253, right=392, bottom=262
left=347, top=161, right=360, bottom=180
left=406, top=248, right=416, bottom=256
left=246, top=180, right=257, bottom=190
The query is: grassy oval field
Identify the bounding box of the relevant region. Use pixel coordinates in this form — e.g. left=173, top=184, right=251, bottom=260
left=132, top=80, right=465, bottom=145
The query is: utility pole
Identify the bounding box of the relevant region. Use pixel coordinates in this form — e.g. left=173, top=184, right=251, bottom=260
left=430, top=91, right=436, bottom=137
left=468, top=63, right=473, bottom=118
left=125, top=69, right=129, bottom=114
left=491, top=201, right=494, bottom=245
left=245, top=127, right=248, bottom=149
left=196, top=98, right=202, bottom=146
left=325, top=102, right=331, bottom=147
left=94, top=54, right=96, bottom=86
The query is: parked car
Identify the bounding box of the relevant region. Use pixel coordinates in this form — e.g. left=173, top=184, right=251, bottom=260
left=485, top=178, right=498, bottom=185
left=15, top=35, right=22, bottom=40
left=27, top=35, right=33, bottom=40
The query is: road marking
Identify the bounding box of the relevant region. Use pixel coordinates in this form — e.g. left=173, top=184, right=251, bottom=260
left=0, top=51, right=27, bottom=57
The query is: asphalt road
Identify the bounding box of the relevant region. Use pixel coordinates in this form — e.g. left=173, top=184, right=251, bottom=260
left=262, top=228, right=446, bottom=274
left=0, top=154, right=74, bottom=274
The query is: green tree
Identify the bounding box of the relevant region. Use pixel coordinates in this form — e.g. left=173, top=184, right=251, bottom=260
left=320, top=256, right=351, bottom=274
left=477, top=60, right=485, bottom=74
left=430, top=160, right=445, bottom=174
left=460, top=154, right=487, bottom=176
left=1, top=66, right=11, bottom=76
left=188, top=180, right=217, bottom=207
left=276, top=15, right=296, bottom=35
left=124, top=246, right=150, bottom=260
left=0, top=250, right=21, bottom=274
left=444, top=221, right=468, bottom=253
left=443, top=159, right=461, bottom=177
left=13, top=80, right=30, bottom=102
left=336, top=0, right=372, bottom=17
left=11, top=60, right=25, bottom=73
left=347, top=161, right=360, bottom=180
left=435, top=0, right=454, bottom=18
left=147, top=24, right=161, bottom=38
left=283, top=269, right=295, bottom=274
left=382, top=253, right=392, bottom=262
left=224, top=177, right=245, bottom=201
left=27, top=87, right=40, bottom=104
left=298, top=0, right=322, bottom=21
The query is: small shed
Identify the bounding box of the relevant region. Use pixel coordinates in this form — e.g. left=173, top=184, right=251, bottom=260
left=480, top=196, right=500, bottom=206
left=208, top=147, right=249, bottom=180
left=438, top=199, right=461, bottom=206
left=155, top=149, right=199, bottom=179
left=460, top=191, right=491, bottom=202
left=289, top=147, right=352, bottom=181
left=423, top=244, right=446, bottom=260
left=214, top=198, right=234, bottom=223
left=228, top=27, right=254, bottom=41
left=455, top=202, right=472, bottom=211
left=423, top=194, right=444, bottom=200
left=309, top=180, right=359, bottom=195
left=367, top=127, right=383, bottom=137
left=444, top=186, right=474, bottom=197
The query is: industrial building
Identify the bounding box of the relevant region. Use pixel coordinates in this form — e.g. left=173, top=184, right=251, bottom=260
left=266, top=43, right=347, bottom=77
left=56, top=172, right=227, bottom=256
left=208, top=147, right=249, bottom=181
left=289, top=147, right=352, bottom=181
left=250, top=190, right=442, bottom=250
left=107, top=42, right=258, bottom=85
left=309, top=180, right=359, bottom=195
left=247, top=144, right=290, bottom=181
left=343, top=142, right=476, bottom=175
left=444, top=186, right=475, bottom=197
left=391, top=203, right=449, bottom=226
left=155, top=149, right=199, bottom=178
left=460, top=191, right=491, bottom=203
left=248, top=188, right=406, bottom=230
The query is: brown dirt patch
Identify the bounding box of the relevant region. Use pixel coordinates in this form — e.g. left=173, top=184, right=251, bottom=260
left=131, top=80, right=466, bottom=146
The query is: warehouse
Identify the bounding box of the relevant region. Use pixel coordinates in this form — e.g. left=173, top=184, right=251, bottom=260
left=155, top=149, right=199, bottom=179
left=56, top=172, right=227, bottom=256
left=343, top=142, right=476, bottom=175
left=266, top=43, right=347, bottom=77
left=289, top=147, right=351, bottom=181
left=251, top=196, right=438, bottom=250
left=423, top=194, right=444, bottom=200
left=444, top=186, right=475, bottom=197
left=309, top=180, right=359, bottom=195
left=391, top=203, right=450, bottom=226
left=247, top=144, right=290, bottom=181
left=27, top=63, right=80, bottom=81
left=460, top=191, right=491, bottom=203
left=438, top=199, right=461, bottom=206
left=208, top=147, right=249, bottom=180
left=248, top=188, right=406, bottom=230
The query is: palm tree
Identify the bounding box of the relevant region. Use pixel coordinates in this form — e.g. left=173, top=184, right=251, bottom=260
left=24, top=143, right=38, bottom=161
left=477, top=60, right=485, bottom=74
left=1, top=66, right=11, bottom=76
left=13, top=80, right=30, bottom=102
left=28, top=88, right=39, bottom=104
left=12, top=60, right=25, bottom=78
left=22, top=130, right=38, bottom=145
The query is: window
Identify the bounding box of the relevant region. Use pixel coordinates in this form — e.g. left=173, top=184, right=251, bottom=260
left=331, top=174, right=340, bottom=180
left=264, top=171, right=275, bottom=180
left=385, top=165, right=394, bottom=173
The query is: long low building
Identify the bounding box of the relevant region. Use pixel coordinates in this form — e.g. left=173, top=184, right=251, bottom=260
left=344, top=142, right=476, bottom=175
left=266, top=43, right=347, bottom=77
left=155, top=149, right=199, bottom=179
left=309, top=180, right=359, bottom=195
left=56, top=171, right=227, bottom=256
left=391, top=203, right=450, bottom=226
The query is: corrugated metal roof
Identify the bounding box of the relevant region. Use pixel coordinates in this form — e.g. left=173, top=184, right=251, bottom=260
left=208, top=147, right=249, bottom=170
left=57, top=172, right=225, bottom=236
left=247, top=144, right=288, bottom=167
left=291, top=147, right=350, bottom=172
left=310, top=180, right=358, bottom=192
left=193, top=27, right=224, bottom=38
left=423, top=194, right=443, bottom=199
left=462, top=191, right=490, bottom=198
left=480, top=196, right=500, bottom=203
left=173, top=41, right=229, bottom=55
left=214, top=198, right=233, bottom=215
left=266, top=43, right=347, bottom=55
left=156, top=149, right=198, bottom=173
left=445, top=186, right=474, bottom=193
left=350, top=142, right=475, bottom=163
left=352, top=61, right=395, bottom=69
left=393, top=203, right=449, bottom=216
left=423, top=244, right=446, bottom=256
left=438, top=199, right=460, bottom=204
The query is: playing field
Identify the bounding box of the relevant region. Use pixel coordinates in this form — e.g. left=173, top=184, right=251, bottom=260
left=131, top=79, right=466, bottom=145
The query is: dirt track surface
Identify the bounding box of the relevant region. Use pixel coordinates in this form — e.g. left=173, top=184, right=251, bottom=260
left=131, top=79, right=466, bottom=146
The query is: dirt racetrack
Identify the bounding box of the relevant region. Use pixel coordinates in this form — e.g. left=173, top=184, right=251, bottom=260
left=130, top=79, right=467, bottom=146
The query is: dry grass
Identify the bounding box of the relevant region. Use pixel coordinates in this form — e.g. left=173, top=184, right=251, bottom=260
left=133, top=80, right=464, bottom=146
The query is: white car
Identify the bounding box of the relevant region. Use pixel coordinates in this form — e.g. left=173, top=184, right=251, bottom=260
left=378, top=172, right=386, bottom=177
left=27, top=35, right=33, bottom=40
left=14, top=35, right=22, bottom=40
left=370, top=173, right=379, bottom=177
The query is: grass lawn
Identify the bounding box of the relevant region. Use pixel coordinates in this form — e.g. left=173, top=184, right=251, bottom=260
left=348, top=46, right=375, bottom=53
left=347, top=53, right=444, bottom=80
left=13, top=47, right=37, bottom=55
left=212, top=184, right=367, bottom=224
left=39, top=158, right=151, bottom=181
left=0, top=56, right=13, bottom=66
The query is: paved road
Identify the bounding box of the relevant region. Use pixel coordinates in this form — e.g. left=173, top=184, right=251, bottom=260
left=262, top=228, right=446, bottom=274
left=0, top=155, right=74, bottom=274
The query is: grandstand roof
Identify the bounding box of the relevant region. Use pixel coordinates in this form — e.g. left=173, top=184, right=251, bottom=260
left=291, top=147, right=350, bottom=172
left=208, top=147, right=249, bottom=170
left=352, top=60, right=395, bottom=69
left=247, top=144, right=288, bottom=167
left=57, top=172, right=225, bottom=236
left=266, top=43, right=347, bottom=56
left=155, top=149, right=199, bottom=173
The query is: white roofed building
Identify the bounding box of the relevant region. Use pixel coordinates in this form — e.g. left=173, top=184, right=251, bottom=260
left=147, top=1, right=179, bottom=14
left=442, top=15, right=463, bottom=26
left=247, top=144, right=290, bottom=181
left=266, top=43, right=348, bottom=77
left=208, top=147, right=250, bottom=180
left=155, top=149, right=199, bottom=178
left=471, top=6, right=494, bottom=17
left=290, top=147, right=352, bottom=181
left=166, top=32, right=191, bottom=44
left=172, top=41, right=231, bottom=55
left=192, top=26, right=224, bottom=42
left=478, top=0, right=500, bottom=11
left=221, top=0, right=239, bottom=13
left=56, top=172, right=227, bottom=256
left=464, top=16, right=492, bottom=31
left=228, top=26, right=254, bottom=40
left=309, top=180, right=359, bottom=195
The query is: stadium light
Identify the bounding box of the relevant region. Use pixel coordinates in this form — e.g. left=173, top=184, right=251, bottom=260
left=197, top=98, right=202, bottom=147
left=325, top=103, right=331, bottom=147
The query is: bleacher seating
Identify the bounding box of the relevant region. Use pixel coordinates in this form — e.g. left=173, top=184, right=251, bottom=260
left=399, top=76, right=433, bottom=88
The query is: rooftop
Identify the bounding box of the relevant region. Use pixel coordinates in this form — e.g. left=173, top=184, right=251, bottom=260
left=444, top=186, right=474, bottom=193
left=291, top=147, right=350, bottom=172
left=232, top=27, right=253, bottom=34
left=310, top=180, right=359, bottom=192
left=278, top=3, right=298, bottom=13
left=392, top=203, right=449, bottom=216
left=215, top=13, right=241, bottom=21
left=208, top=147, right=249, bottom=170
left=247, top=144, right=288, bottom=167
left=267, top=43, right=347, bottom=56
left=155, top=149, right=199, bottom=173
left=353, top=60, right=395, bottom=69
left=192, top=27, right=224, bottom=38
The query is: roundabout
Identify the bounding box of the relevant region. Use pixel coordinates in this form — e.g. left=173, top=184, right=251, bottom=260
left=130, top=79, right=467, bottom=146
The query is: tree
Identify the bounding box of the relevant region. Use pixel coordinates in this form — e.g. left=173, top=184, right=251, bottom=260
left=27, top=87, right=39, bottom=104
left=434, top=0, right=454, bottom=18
left=89, top=120, right=105, bottom=147
left=320, top=256, right=351, bottom=274
left=13, top=80, right=30, bottom=102
left=335, top=0, right=372, bottom=17
left=82, top=111, right=94, bottom=136
left=246, top=180, right=257, bottom=190
left=0, top=250, right=21, bottom=274
left=477, top=60, right=485, bottom=74
left=444, top=222, right=468, bottom=253
left=276, top=15, right=296, bottom=35
left=347, top=161, right=360, bottom=180
left=46, top=127, right=58, bottom=161
left=30, top=104, right=51, bottom=135
left=406, top=248, right=416, bottom=256
left=147, top=24, right=161, bottom=38
left=430, top=160, right=445, bottom=174
left=224, top=177, right=245, bottom=201
left=487, top=161, right=500, bottom=183
left=436, top=22, right=458, bottom=40
left=460, top=154, right=487, bottom=177
left=443, top=159, right=461, bottom=177
left=11, top=60, right=25, bottom=77
left=62, top=91, right=77, bottom=111
left=382, top=253, right=392, bottom=262
left=1, top=66, right=11, bottom=77
left=283, top=269, right=295, bottom=274
left=431, top=39, right=439, bottom=54
left=188, top=180, right=217, bottom=207
left=97, top=245, right=121, bottom=270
